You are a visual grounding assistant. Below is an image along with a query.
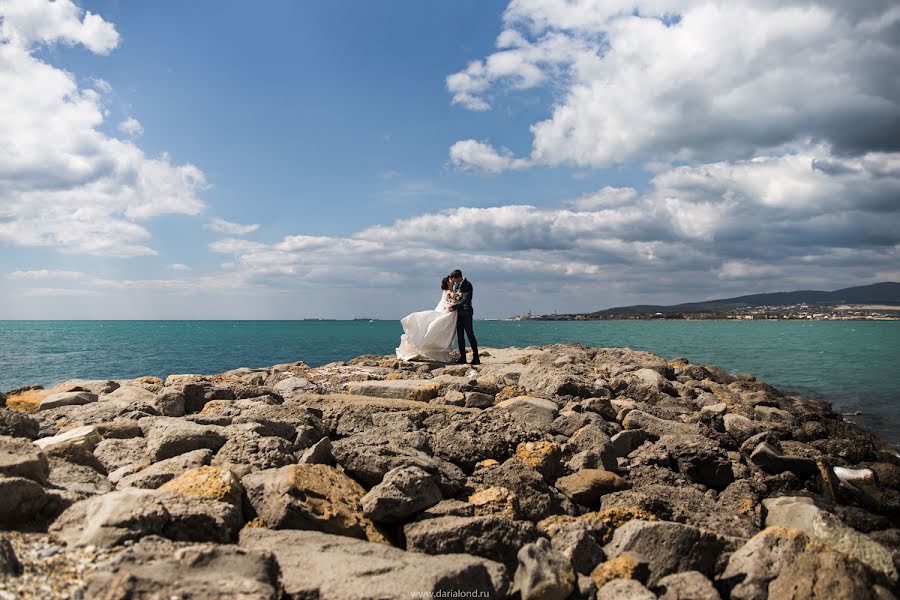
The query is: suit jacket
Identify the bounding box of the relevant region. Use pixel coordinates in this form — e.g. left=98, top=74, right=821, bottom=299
left=452, top=279, right=474, bottom=314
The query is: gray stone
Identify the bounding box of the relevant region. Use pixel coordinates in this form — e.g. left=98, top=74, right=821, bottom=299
left=405, top=514, right=542, bottom=571
left=723, top=414, right=759, bottom=443
left=416, top=499, right=476, bottom=520
left=753, top=405, right=794, bottom=424
left=549, top=522, right=605, bottom=575
left=700, top=403, right=727, bottom=417
left=604, top=520, right=728, bottom=586
left=48, top=456, right=113, bottom=496
left=514, top=538, right=575, bottom=600
left=763, top=495, right=897, bottom=582
left=93, top=437, right=147, bottom=472
left=145, top=418, right=226, bottom=462
left=552, top=411, right=592, bottom=437
left=211, top=430, right=296, bottom=472
left=749, top=441, right=818, bottom=479
left=465, top=391, right=496, bottom=409
left=297, top=436, right=335, bottom=465
left=347, top=379, right=441, bottom=401
left=658, top=435, right=734, bottom=490
left=38, top=391, right=97, bottom=410
left=272, top=376, right=316, bottom=398
left=611, top=429, right=647, bottom=457
left=0, top=435, right=49, bottom=483
left=33, top=425, right=102, bottom=453
left=153, top=388, right=186, bottom=417
left=117, top=448, right=212, bottom=489
left=622, top=411, right=699, bottom=439
left=518, top=365, right=599, bottom=399
left=0, top=476, right=48, bottom=524
left=84, top=537, right=279, bottom=599
left=240, top=528, right=508, bottom=599
left=361, top=465, right=442, bottom=523
left=0, top=536, right=22, bottom=576
left=624, top=368, right=677, bottom=401
left=50, top=488, right=241, bottom=547
left=467, top=458, right=575, bottom=521
left=0, top=407, right=40, bottom=439
left=597, top=579, right=655, bottom=600
left=655, top=571, right=721, bottom=600
left=493, top=396, right=560, bottom=432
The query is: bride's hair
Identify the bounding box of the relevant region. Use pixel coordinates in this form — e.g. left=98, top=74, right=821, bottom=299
left=441, top=276, right=451, bottom=290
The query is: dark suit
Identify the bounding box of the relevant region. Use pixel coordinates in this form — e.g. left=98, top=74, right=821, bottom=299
left=451, top=279, right=478, bottom=362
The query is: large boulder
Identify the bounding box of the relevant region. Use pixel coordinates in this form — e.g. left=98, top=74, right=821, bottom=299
left=604, top=520, right=729, bottom=586
left=404, top=514, right=542, bottom=571
left=518, top=365, right=599, bottom=399
left=240, top=528, right=508, bottom=599
left=430, top=410, right=544, bottom=471
left=360, top=465, right=442, bottom=523
left=242, top=463, right=386, bottom=543
left=0, top=435, right=49, bottom=484
left=145, top=418, right=227, bottom=462
left=49, top=488, right=241, bottom=547
left=84, top=536, right=279, bottom=599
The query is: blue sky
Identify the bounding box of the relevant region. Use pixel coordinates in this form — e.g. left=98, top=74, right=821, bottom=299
left=1, top=0, right=898, bottom=318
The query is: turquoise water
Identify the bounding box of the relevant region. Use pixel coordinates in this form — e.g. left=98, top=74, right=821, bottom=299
left=1, top=320, right=898, bottom=446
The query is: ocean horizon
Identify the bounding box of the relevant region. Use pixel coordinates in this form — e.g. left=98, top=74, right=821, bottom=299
left=2, top=319, right=897, bottom=448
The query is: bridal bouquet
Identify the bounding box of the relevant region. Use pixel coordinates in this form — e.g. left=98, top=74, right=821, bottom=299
left=447, top=289, right=463, bottom=304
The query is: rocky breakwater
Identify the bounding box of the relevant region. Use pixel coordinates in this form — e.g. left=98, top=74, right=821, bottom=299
left=0, top=344, right=899, bottom=599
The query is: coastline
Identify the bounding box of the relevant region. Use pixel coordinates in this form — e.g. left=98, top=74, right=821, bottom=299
left=1, top=344, right=898, bottom=598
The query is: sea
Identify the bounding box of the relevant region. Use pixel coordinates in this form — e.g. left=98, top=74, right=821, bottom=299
left=1, top=320, right=898, bottom=448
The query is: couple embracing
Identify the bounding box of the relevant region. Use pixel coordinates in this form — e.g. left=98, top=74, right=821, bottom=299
left=396, top=269, right=480, bottom=365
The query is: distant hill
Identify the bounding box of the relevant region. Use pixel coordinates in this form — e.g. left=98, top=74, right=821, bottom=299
left=593, top=282, right=900, bottom=316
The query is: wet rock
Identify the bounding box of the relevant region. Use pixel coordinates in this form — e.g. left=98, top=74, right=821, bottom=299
left=658, top=434, right=734, bottom=490
left=50, top=488, right=241, bottom=547
left=361, top=465, right=442, bottom=523
left=93, top=437, right=147, bottom=472
left=38, top=391, right=97, bottom=410
left=493, top=396, right=560, bottom=431
left=240, top=528, right=508, bottom=599
left=242, top=463, right=385, bottom=542
left=0, top=476, right=48, bottom=524
left=763, top=495, right=897, bottom=582
left=84, top=537, right=279, bottom=599
left=654, top=571, right=721, bottom=600
left=750, top=441, right=819, bottom=479
left=597, top=578, right=655, bottom=600
left=467, top=458, right=575, bottom=521
left=555, top=470, right=629, bottom=506
left=145, top=418, right=227, bottom=462
left=604, top=519, right=729, bottom=586
left=404, top=514, right=541, bottom=571
left=514, top=537, right=575, bottom=600
left=117, top=448, right=213, bottom=489
left=0, top=407, right=40, bottom=439
left=159, top=465, right=243, bottom=507
left=0, top=435, right=49, bottom=483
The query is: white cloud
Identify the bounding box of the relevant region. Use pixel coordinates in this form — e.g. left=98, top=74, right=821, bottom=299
left=565, top=186, right=637, bottom=210
left=448, top=0, right=900, bottom=172
left=0, top=0, right=206, bottom=257
left=167, top=263, right=191, bottom=272
left=118, top=116, right=143, bottom=137
left=204, top=218, right=260, bottom=235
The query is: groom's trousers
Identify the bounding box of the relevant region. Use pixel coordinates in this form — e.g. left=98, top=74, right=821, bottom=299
left=456, top=312, right=479, bottom=360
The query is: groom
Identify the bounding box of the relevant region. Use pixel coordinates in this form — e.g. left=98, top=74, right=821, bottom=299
left=448, top=269, right=479, bottom=365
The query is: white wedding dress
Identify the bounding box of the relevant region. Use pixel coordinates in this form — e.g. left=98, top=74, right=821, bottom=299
left=396, top=290, right=458, bottom=362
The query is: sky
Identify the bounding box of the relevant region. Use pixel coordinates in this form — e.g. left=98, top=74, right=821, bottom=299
left=1, top=0, right=898, bottom=319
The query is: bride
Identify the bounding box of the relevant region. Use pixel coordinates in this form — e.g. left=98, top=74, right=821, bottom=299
left=396, top=276, right=458, bottom=362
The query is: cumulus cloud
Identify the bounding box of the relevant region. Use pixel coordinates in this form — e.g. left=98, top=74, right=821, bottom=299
left=167, top=263, right=191, bottom=272
left=448, top=0, right=900, bottom=171
left=204, top=218, right=260, bottom=235
left=117, top=116, right=143, bottom=137
left=0, top=0, right=206, bottom=257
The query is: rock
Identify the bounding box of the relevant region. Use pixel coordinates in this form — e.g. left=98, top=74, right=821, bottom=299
left=429, top=409, right=543, bottom=471
left=590, top=552, right=651, bottom=588
left=597, top=579, right=656, bottom=600
left=514, top=537, right=576, bottom=600
left=240, top=528, right=508, bottom=599
left=242, top=463, right=385, bottom=542
left=0, top=476, right=48, bottom=524
left=611, top=429, right=647, bottom=457
left=516, top=441, right=563, bottom=480
left=723, top=413, right=759, bottom=443
left=153, top=388, right=186, bottom=416
left=418, top=499, right=476, bottom=520
left=117, top=448, right=213, bottom=489
left=604, top=520, right=728, bottom=586
left=518, top=365, right=598, bottom=399
left=658, top=435, right=734, bottom=490
left=361, top=465, right=442, bottom=523
left=753, top=405, right=794, bottom=424
left=654, top=571, right=721, bottom=600
left=750, top=441, right=819, bottom=479
left=555, top=470, right=629, bottom=506
left=33, top=425, right=102, bottom=453
left=83, top=537, right=279, bottom=599
left=48, top=457, right=112, bottom=495
left=493, top=396, right=560, bottom=431
left=94, top=419, right=144, bottom=439
left=211, top=430, right=296, bottom=471
left=469, top=486, right=521, bottom=519
left=38, top=391, right=97, bottom=410
left=347, top=379, right=441, bottom=401
left=568, top=425, right=619, bottom=471
left=0, top=435, right=49, bottom=483
left=622, top=411, right=699, bottom=439
left=93, top=437, right=147, bottom=472
left=405, top=515, right=543, bottom=570
left=465, top=391, right=496, bottom=409
left=624, top=368, right=677, bottom=401
left=548, top=521, right=605, bottom=575
left=297, top=436, right=335, bottom=465
left=0, top=407, right=40, bottom=439
left=768, top=546, right=894, bottom=600
left=763, top=495, right=897, bottom=582
left=467, top=458, right=575, bottom=521
left=145, top=418, right=226, bottom=462
left=0, top=536, right=22, bottom=576
left=159, top=465, right=243, bottom=507
left=50, top=488, right=241, bottom=547
left=551, top=411, right=592, bottom=437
